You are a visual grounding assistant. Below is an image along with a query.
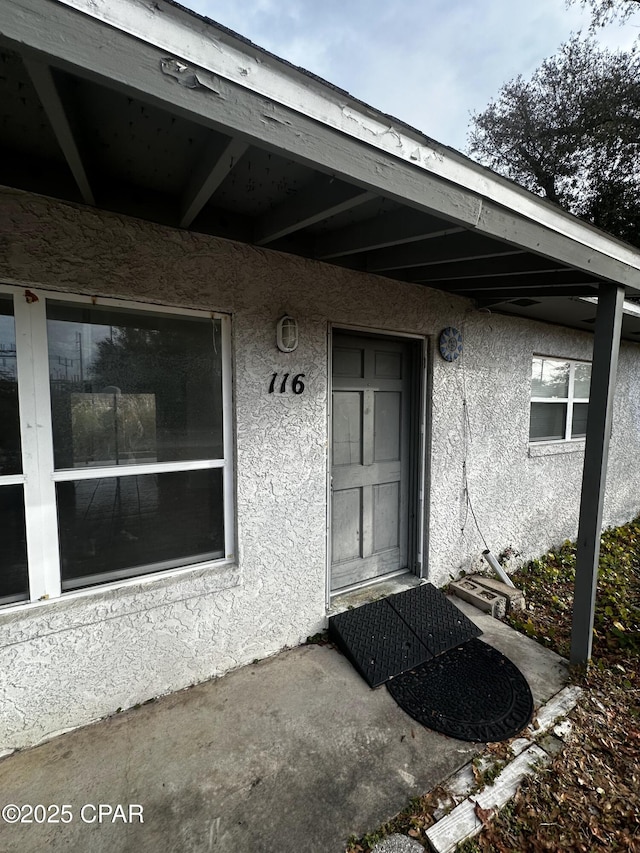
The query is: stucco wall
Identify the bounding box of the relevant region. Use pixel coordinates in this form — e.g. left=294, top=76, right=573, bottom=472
left=1, top=187, right=639, bottom=750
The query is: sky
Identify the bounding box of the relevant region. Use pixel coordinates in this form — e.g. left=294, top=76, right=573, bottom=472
left=178, top=0, right=638, bottom=153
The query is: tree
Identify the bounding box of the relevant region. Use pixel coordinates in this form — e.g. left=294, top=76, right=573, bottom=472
left=467, top=38, right=640, bottom=247
left=567, top=0, right=640, bottom=28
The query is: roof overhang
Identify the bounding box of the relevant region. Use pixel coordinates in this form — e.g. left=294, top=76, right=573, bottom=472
left=1, top=0, right=640, bottom=337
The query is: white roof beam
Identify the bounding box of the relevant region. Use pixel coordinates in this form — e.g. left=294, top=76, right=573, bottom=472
left=254, top=177, right=375, bottom=246
left=367, top=233, right=516, bottom=272
left=463, top=285, right=598, bottom=299
left=179, top=135, right=248, bottom=228
left=415, top=267, right=582, bottom=284
left=436, top=272, right=597, bottom=292
left=404, top=253, right=558, bottom=282
left=23, top=56, right=95, bottom=206
left=315, top=209, right=464, bottom=260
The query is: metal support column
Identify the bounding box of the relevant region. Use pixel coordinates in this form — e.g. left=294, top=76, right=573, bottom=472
left=570, top=284, right=624, bottom=665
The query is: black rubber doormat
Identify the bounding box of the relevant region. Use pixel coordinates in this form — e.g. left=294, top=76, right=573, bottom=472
left=328, top=583, right=482, bottom=687
left=328, top=597, right=432, bottom=688
left=390, top=583, right=482, bottom=658
left=387, top=638, right=534, bottom=742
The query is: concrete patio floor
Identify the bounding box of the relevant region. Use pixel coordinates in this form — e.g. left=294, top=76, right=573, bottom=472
left=0, top=599, right=568, bottom=853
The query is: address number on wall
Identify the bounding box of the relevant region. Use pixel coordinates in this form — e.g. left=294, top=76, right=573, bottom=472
left=269, top=373, right=306, bottom=394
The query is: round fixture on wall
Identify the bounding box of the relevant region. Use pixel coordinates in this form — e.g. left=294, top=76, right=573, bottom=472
left=276, top=315, right=299, bottom=353
left=438, top=327, right=463, bottom=362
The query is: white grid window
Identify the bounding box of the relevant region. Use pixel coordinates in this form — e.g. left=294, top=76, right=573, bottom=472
left=529, top=355, right=591, bottom=443
left=0, top=286, right=234, bottom=606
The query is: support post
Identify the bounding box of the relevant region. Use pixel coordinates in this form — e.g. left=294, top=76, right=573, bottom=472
left=570, top=285, right=624, bottom=665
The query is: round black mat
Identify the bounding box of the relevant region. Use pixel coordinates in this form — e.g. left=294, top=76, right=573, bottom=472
left=387, top=639, right=533, bottom=742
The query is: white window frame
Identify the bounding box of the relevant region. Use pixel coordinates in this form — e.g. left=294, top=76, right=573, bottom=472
left=529, top=355, right=591, bottom=444
left=1, top=284, right=235, bottom=605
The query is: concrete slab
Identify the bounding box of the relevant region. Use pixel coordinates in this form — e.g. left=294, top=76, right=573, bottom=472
left=448, top=597, right=569, bottom=706
left=0, top=604, right=568, bottom=853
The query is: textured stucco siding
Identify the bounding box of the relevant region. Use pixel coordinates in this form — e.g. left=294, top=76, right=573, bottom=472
left=1, top=187, right=639, bottom=750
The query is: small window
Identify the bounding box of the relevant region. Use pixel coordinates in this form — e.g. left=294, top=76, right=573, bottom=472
left=529, top=356, right=591, bottom=442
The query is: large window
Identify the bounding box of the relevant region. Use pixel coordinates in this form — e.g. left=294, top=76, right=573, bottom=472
left=0, top=287, right=233, bottom=605
left=529, top=356, right=591, bottom=442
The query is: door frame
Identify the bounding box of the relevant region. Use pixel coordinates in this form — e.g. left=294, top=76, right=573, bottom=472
left=326, top=323, right=428, bottom=605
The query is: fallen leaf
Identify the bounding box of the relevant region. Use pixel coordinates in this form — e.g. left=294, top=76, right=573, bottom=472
left=474, top=801, right=494, bottom=825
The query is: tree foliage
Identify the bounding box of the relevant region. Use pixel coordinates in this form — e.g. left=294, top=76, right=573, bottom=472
left=467, top=38, right=640, bottom=247
left=567, top=0, right=640, bottom=28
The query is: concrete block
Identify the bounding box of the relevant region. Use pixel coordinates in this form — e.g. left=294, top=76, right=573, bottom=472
left=509, top=736, right=532, bottom=757
left=470, top=575, right=525, bottom=611
left=449, top=578, right=506, bottom=618
left=538, top=732, right=566, bottom=757
left=444, top=763, right=476, bottom=799
left=425, top=744, right=549, bottom=853
left=371, top=834, right=424, bottom=853
left=528, top=685, right=582, bottom=736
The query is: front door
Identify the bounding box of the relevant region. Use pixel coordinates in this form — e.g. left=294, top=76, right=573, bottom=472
left=330, top=331, right=416, bottom=593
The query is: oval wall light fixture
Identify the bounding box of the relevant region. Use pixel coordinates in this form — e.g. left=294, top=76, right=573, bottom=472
left=276, top=315, right=299, bottom=353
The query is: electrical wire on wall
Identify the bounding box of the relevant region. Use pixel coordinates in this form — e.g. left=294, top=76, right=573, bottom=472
left=458, top=307, right=491, bottom=552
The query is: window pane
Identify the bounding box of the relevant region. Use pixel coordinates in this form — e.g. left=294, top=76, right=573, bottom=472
left=529, top=402, right=567, bottom=441
left=0, top=297, right=22, bottom=475
left=574, top=363, right=591, bottom=399
left=57, top=469, right=224, bottom=590
left=531, top=357, right=570, bottom=398
left=0, top=485, right=29, bottom=602
left=572, top=403, right=589, bottom=438
left=47, top=303, right=223, bottom=469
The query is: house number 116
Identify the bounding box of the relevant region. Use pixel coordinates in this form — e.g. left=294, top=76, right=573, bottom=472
left=269, top=373, right=305, bottom=394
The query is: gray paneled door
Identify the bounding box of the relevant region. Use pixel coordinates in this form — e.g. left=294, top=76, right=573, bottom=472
left=330, top=331, right=414, bottom=592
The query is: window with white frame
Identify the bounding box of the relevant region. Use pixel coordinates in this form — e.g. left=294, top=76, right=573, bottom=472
left=0, top=286, right=233, bottom=606
left=529, top=355, right=591, bottom=442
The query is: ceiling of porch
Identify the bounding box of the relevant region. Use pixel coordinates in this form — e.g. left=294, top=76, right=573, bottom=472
left=1, top=0, right=640, bottom=340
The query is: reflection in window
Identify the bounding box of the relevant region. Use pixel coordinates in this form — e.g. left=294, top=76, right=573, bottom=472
left=573, top=364, right=591, bottom=399
left=47, top=303, right=223, bottom=469
left=71, top=392, right=157, bottom=466
left=57, top=469, right=224, bottom=589
left=0, top=485, right=29, bottom=603
left=530, top=357, right=570, bottom=398
left=0, top=297, right=22, bottom=476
